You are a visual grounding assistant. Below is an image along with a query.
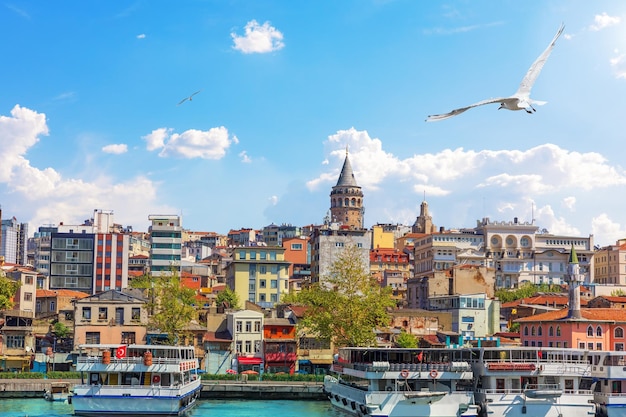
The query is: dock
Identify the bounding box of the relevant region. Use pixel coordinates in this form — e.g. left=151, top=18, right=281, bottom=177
left=0, top=378, right=327, bottom=400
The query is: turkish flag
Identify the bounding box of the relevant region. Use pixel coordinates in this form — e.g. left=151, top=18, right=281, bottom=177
left=115, top=345, right=127, bottom=359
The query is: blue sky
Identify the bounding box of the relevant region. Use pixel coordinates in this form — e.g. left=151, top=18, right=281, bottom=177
left=1, top=1, right=626, bottom=246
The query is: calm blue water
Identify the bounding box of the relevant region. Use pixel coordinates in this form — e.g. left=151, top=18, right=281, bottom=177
left=0, top=399, right=339, bottom=417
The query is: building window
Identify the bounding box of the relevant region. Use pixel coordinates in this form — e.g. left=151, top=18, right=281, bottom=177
left=549, top=326, right=554, bottom=337
left=531, top=326, right=536, bottom=336
left=86, top=332, right=100, bottom=344
left=616, top=327, right=624, bottom=338
left=556, top=326, right=561, bottom=337
left=587, top=326, right=594, bottom=337
left=236, top=321, right=242, bottom=332
left=596, top=326, right=603, bottom=337
left=597, top=343, right=603, bottom=350
left=524, top=326, right=529, bottom=336
left=538, top=326, right=542, bottom=336
left=271, top=280, right=277, bottom=289
left=245, top=321, right=252, bottom=332
left=616, top=343, right=624, bottom=351
left=6, top=335, right=24, bottom=349
left=24, top=292, right=32, bottom=302
left=587, top=342, right=594, bottom=350
left=579, top=342, right=585, bottom=349
left=245, top=340, right=252, bottom=353
left=82, top=307, right=92, bottom=320
left=131, top=308, right=141, bottom=321
left=98, top=308, right=108, bottom=320
left=260, top=280, right=266, bottom=288
left=121, top=332, right=136, bottom=344
left=254, top=321, right=261, bottom=332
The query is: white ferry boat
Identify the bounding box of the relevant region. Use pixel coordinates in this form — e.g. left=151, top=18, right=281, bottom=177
left=589, top=350, right=626, bottom=417
left=471, top=346, right=596, bottom=417
left=69, top=344, right=201, bottom=417
left=323, top=347, right=479, bottom=417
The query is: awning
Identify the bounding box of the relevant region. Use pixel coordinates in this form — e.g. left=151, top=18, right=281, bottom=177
left=309, top=358, right=333, bottom=365
left=237, top=357, right=262, bottom=365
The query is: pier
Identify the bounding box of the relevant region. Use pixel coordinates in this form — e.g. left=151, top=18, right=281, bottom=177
left=0, top=379, right=327, bottom=400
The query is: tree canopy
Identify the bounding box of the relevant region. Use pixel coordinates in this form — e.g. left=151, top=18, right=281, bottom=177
left=395, top=330, right=418, bottom=348
left=130, top=271, right=197, bottom=344
left=216, top=287, right=240, bottom=310
left=0, top=273, right=20, bottom=310
left=495, top=282, right=563, bottom=303
left=284, top=243, right=396, bottom=347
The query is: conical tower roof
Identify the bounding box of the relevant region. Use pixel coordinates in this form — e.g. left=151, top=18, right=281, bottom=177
left=335, top=149, right=358, bottom=187
left=569, top=244, right=579, bottom=264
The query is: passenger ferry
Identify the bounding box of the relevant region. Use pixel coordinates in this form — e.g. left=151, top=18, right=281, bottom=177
left=589, top=350, right=626, bottom=417
left=323, top=347, right=479, bottom=417
left=472, top=346, right=596, bottom=417
left=70, top=344, right=201, bottom=417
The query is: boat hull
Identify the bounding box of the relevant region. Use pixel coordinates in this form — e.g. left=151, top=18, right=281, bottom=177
left=325, top=378, right=474, bottom=417
left=71, top=380, right=201, bottom=417
left=475, top=392, right=596, bottom=417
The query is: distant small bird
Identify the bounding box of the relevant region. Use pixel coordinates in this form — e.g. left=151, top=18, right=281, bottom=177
left=426, top=23, right=565, bottom=122
left=177, top=90, right=201, bottom=105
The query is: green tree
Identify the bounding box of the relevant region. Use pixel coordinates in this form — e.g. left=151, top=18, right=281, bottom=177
left=495, top=282, right=562, bottom=303
left=395, top=331, right=418, bottom=348
left=611, top=289, right=626, bottom=296
left=131, top=271, right=197, bottom=344
left=216, top=287, right=240, bottom=309
left=284, top=244, right=396, bottom=347
left=53, top=321, right=70, bottom=338
left=0, top=273, right=20, bottom=310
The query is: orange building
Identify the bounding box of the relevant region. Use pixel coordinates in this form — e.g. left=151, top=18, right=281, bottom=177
left=263, top=318, right=297, bottom=374
left=518, top=246, right=626, bottom=351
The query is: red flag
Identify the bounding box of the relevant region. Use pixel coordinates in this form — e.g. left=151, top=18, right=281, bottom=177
left=417, top=351, right=423, bottom=362
left=538, top=350, right=543, bottom=359
left=115, top=345, right=127, bottom=359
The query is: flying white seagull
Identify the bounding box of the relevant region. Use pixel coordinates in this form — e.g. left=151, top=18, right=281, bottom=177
left=426, top=23, right=564, bottom=122
left=177, top=90, right=201, bottom=105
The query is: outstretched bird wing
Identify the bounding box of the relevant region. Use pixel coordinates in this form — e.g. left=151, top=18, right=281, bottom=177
left=515, top=23, right=564, bottom=98
left=177, top=90, right=202, bottom=105
left=426, top=97, right=508, bottom=122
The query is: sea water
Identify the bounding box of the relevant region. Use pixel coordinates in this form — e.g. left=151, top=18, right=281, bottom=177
left=0, top=398, right=341, bottom=417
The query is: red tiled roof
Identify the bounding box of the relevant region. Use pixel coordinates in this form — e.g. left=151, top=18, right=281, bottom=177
left=36, top=289, right=89, bottom=299
left=595, top=296, right=626, bottom=303
left=516, top=308, right=626, bottom=323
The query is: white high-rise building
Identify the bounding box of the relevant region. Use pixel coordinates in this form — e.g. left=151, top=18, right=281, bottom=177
left=148, top=215, right=182, bottom=276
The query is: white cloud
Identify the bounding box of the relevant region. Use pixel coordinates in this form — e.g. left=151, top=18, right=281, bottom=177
left=307, top=128, right=626, bottom=245
left=102, top=144, right=128, bottom=154
left=143, top=126, right=233, bottom=159
left=231, top=20, right=285, bottom=54
left=239, top=151, right=252, bottom=163
left=563, top=196, right=576, bottom=211
left=142, top=127, right=171, bottom=151
left=592, top=214, right=626, bottom=246
left=610, top=50, right=626, bottom=79
left=268, top=195, right=279, bottom=205
left=137, top=33, right=146, bottom=39
left=589, top=12, right=621, bottom=31
left=0, top=105, right=169, bottom=232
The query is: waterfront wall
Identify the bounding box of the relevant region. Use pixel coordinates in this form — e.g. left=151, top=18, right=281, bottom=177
left=0, top=379, right=327, bottom=400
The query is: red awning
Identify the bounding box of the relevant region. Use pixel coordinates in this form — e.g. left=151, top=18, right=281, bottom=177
left=237, top=357, right=262, bottom=365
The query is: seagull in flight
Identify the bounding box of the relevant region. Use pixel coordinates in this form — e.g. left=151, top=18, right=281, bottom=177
left=177, top=90, right=201, bottom=105
left=426, top=23, right=564, bottom=122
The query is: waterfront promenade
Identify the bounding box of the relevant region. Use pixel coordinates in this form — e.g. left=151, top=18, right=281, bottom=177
left=0, top=378, right=327, bottom=400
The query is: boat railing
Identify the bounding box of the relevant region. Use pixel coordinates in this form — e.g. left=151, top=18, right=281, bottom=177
left=77, top=356, right=189, bottom=366
left=596, top=392, right=626, bottom=398
left=477, top=387, right=593, bottom=396
left=351, top=361, right=471, bottom=373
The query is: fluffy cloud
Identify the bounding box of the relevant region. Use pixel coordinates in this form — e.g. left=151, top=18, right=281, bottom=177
left=102, top=144, right=128, bottom=154
left=611, top=50, right=626, bottom=79
left=231, top=20, right=285, bottom=54
left=142, top=126, right=233, bottom=159
left=589, top=12, right=621, bottom=31
left=307, top=128, right=626, bottom=245
left=0, top=105, right=170, bottom=231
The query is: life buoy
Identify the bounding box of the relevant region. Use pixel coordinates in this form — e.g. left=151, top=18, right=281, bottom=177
left=400, top=369, right=409, bottom=378
left=152, top=374, right=161, bottom=384
left=429, top=369, right=438, bottom=378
